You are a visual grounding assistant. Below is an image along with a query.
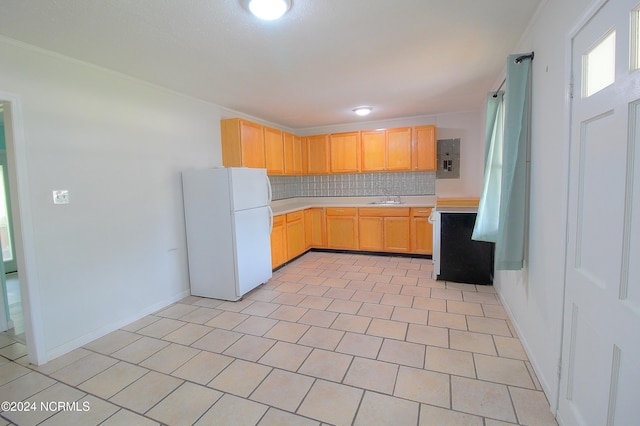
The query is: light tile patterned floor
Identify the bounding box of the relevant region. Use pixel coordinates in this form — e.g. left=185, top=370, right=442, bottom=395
left=0, top=251, right=558, bottom=425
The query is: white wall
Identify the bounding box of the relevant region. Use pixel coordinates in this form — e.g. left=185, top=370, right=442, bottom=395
left=297, top=110, right=485, bottom=198
left=492, top=0, right=593, bottom=412
left=0, top=38, right=223, bottom=363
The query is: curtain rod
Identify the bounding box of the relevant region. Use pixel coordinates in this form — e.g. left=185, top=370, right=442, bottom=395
left=492, top=51, right=535, bottom=98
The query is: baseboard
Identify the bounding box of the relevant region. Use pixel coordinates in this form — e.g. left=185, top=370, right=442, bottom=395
left=495, top=290, right=559, bottom=415
left=43, top=288, right=190, bottom=364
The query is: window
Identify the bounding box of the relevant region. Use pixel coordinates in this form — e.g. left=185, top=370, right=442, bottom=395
left=631, top=6, right=640, bottom=71
left=583, top=30, right=616, bottom=97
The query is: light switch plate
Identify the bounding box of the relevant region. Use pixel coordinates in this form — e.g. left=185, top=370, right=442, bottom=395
left=53, top=190, right=70, bottom=204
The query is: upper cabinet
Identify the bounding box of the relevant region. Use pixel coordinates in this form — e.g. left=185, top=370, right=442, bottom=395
left=412, top=125, right=437, bottom=171
left=284, top=132, right=303, bottom=175
left=330, top=132, right=360, bottom=173
left=221, top=118, right=266, bottom=169
left=361, top=127, right=412, bottom=172
left=221, top=118, right=436, bottom=175
left=387, top=127, right=412, bottom=171
left=264, top=127, right=285, bottom=175
left=306, top=134, right=330, bottom=174
left=361, top=130, right=386, bottom=171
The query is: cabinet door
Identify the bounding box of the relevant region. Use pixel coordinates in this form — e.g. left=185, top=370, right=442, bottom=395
left=284, top=133, right=303, bottom=175
left=411, top=208, right=433, bottom=255
left=240, top=120, right=266, bottom=169
left=286, top=218, right=305, bottom=259
left=384, top=217, right=411, bottom=253
left=330, top=132, right=361, bottom=173
left=305, top=208, right=325, bottom=248
left=264, top=127, right=284, bottom=175
left=387, top=127, right=412, bottom=171
left=326, top=215, right=358, bottom=249
left=359, top=217, right=384, bottom=251
left=361, top=130, right=386, bottom=171
left=306, top=135, right=330, bottom=174
left=412, top=125, right=436, bottom=171
left=270, top=215, right=287, bottom=268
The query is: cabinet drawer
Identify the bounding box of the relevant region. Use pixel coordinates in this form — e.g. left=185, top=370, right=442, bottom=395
left=326, top=207, right=357, bottom=216
left=273, top=215, right=286, bottom=226
left=359, top=207, right=410, bottom=217
left=411, top=207, right=433, bottom=217
left=286, top=211, right=303, bottom=222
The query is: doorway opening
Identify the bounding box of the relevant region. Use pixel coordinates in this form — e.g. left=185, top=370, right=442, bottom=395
left=0, top=101, right=26, bottom=350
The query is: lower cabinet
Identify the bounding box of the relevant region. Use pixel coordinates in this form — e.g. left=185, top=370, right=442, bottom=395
left=271, top=205, right=434, bottom=269
left=326, top=208, right=359, bottom=250
left=305, top=208, right=325, bottom=248
left=411, top=207, right=433, bottom=255
left=359, top=208, right=411, bottom=253
left=270, top=215, right=287, bottom=268
left=286, top=211, right=305, bottom=259
left=384, top=216, right=411, bottom=253
left=358, top=216, right=384, bottom=251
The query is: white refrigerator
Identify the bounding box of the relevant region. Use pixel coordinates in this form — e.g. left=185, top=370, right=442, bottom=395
left=182, top=167, right=273, bottom=301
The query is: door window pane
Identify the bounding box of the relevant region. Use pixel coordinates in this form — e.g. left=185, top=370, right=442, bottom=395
left=583, top=30, right=616, bottom=97
left=631, top=6, right=640, bottom=71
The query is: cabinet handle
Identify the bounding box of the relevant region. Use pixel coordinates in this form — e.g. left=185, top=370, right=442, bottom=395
left=335, top=209, right=344, bottom=212
left=418, top=210, right=429, bottom=213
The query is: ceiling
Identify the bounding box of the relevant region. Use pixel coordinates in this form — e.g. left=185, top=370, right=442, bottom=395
left=0, top=0, right=541, bottom=131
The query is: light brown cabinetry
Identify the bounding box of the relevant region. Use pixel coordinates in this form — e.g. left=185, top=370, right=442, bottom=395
left=330, top=132, right=361, bottom=173
left=360, top=130, right=386, bottom=172
left=361, top=127, right=412, bottom=172
left=221, top=118, right=266, bottom=168
left=410, top=207, right=433, bottom=255
left=306, top=135, right=330, bottom=174
left=358, top=208, right=411, bottom=253
left=264, top=127, right=284, bottom=175
left=384, top=216, right=411, bottom=253
left=286, top=211, right=305, bottom=259
left=270, top=214, right=287, bottom=268
left=358, top=216, right=384, bottom=251
left=284, top=132, right=303, bottom=175
left=326, top=208, right=359, bottom=249
left=222, top=118, right=436, bottom=176
left=412, top=125, right=437, bottom=171
left=304, top=208, right=325, bottom=248
left=387, top=127, right=412, bottom=171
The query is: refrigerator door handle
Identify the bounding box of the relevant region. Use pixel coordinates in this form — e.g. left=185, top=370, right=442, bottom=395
left=266, top=176, right=273, bottom=204
left=268, top=206, right=274, bottom=233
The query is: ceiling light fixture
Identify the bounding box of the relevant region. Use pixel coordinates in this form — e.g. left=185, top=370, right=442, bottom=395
left=353, top=106, right=373, bottom=116
left=246, top=0, right=291, bottom=20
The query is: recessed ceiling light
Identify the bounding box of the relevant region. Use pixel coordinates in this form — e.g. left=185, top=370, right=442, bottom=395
left=246, top=0, right=291, bottom=20
left=353, top=106, right=373, bottom=116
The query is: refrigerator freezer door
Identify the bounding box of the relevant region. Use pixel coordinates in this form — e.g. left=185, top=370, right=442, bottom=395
left=229, top=168, right=270, bottom=211
left=233, top=206, right=273, bottom=296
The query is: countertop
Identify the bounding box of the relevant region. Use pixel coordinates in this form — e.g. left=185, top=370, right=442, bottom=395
left=270, top=196, right=437, bottom=215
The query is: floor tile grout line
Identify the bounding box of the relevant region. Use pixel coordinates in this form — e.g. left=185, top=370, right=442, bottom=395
left=1, top=251, right=552, bottom=425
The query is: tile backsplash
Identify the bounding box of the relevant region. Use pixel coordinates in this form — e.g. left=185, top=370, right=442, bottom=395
left=270, top=172, right=436, bottom=200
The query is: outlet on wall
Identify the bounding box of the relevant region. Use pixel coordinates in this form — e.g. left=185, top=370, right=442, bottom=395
left=53, top=190, right=70, bottom=205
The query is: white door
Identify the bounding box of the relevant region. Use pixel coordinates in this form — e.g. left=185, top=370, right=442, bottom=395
left=559, top=0, right=640, bottom=424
